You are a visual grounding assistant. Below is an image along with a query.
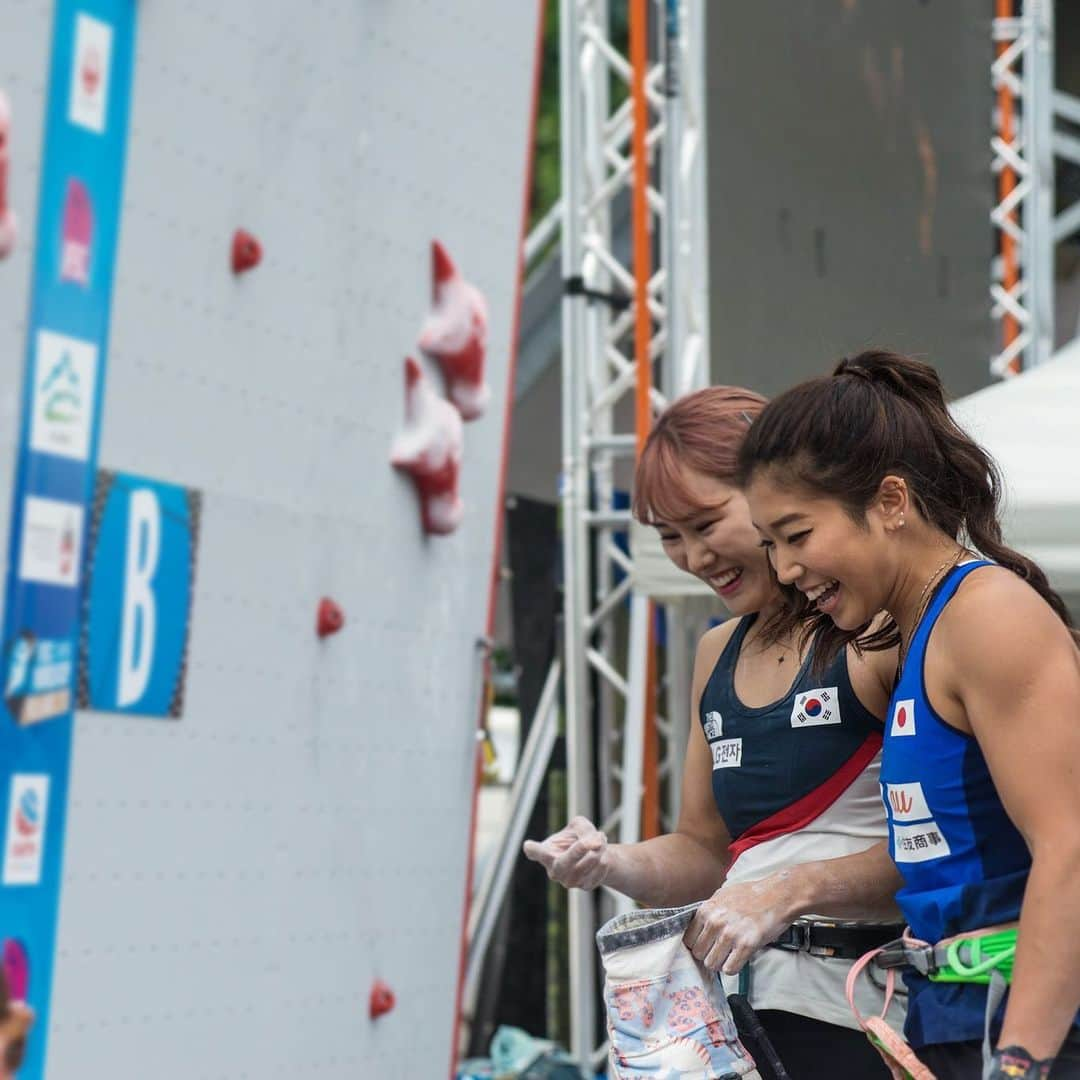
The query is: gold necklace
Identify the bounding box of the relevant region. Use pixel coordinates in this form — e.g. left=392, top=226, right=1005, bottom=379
left=898, top=547, right=966, bottom=668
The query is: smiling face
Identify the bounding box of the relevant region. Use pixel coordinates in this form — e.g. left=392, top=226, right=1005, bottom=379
left=744, top=467, right=896, bottom=631
left=651, top=465, right=779, bottom=616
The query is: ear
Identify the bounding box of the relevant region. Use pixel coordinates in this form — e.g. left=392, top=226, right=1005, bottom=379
left=874, top=474, right=910, bottom=533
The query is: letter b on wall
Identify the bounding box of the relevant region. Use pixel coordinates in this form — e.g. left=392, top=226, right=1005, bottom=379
left=80, top=471, right=201, bottom=717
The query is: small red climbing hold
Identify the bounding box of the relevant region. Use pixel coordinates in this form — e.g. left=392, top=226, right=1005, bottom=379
left=231, top=228, right=262, bottom=274
left=369, top=980, right=396, bottom=1019
left=316, top=597, right=344, bottom=638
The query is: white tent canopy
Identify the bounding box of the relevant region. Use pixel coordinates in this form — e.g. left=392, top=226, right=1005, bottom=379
left=951, top=339, right=1080, bottom=597
left=631, top=342, right=1080, bottom=600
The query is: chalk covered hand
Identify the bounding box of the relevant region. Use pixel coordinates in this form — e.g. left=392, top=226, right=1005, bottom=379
left=522, top=816, right=611, bottom=890
left=684, top=875, right=799, bottom=976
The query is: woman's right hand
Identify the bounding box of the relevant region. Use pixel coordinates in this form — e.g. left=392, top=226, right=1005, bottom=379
left=522, top=816, right=611, bottom=890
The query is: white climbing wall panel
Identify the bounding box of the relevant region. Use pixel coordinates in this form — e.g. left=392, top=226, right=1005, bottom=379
left=0, top=1, right=541, bottom=1075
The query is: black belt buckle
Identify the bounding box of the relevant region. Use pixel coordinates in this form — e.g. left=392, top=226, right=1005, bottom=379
left=769, top=924, right=805, bottom=953
left=771, top=920, right=907, bottom=961
left=770, top=921, right=838, bottom=957
left=804, top=923, right=840, bottom=959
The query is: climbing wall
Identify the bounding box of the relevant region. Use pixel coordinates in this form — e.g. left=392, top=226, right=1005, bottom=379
left=0, top=1, right=541, bottom=1076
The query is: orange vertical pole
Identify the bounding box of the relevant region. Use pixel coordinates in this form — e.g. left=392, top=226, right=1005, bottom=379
left=448, top=2, right=548, bottom=1073
left=629, top=0, right=660, bottom=841
left=997, top=0, right=1021, bottom=373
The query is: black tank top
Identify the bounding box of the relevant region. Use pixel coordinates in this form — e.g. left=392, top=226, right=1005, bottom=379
left=699, top=615, right=883, bottom=854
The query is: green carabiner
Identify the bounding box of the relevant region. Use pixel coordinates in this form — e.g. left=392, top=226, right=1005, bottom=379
left=933, top=931, right=1017, bottom=985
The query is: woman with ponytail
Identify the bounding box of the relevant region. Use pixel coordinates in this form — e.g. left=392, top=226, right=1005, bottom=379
left=737, top=351, right=1080, bottom=1078
left=525, top=387, right=908, bottom=1078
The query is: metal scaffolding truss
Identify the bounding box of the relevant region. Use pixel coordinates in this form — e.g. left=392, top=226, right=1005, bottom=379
left=559, top=0, right=709, bottom=1062
left=991, top=0, right=1055, bottom=376
left=467, top=3, right=1080, bottom=1070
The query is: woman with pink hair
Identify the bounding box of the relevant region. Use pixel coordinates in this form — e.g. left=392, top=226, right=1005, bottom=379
left=525, top=386, right=905, bottom=1077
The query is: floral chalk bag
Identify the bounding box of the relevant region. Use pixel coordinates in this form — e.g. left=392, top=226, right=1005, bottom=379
left=597, top=903, right=762, bottom=1080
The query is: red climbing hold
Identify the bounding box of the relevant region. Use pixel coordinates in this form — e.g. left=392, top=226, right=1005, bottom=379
left=0, top=91, right=16, bottom=260
left=418, top=240, right=489, bottom=421
left=390, top=357, right=464, bottom=536
left=316, top=597, right=344, bottom=638
left=231, top=228, right=262, bottom=274
left=369, top=980, right=396, bottom=1019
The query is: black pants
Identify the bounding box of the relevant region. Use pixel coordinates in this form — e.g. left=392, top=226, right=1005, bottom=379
left=916, top=1028, right=1080, bottom=1079
left=746, top=1009, right=891, bottom=1080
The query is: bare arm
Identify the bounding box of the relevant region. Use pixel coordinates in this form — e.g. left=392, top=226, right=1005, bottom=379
left=940, top=575, right=1080, bottom=1060
left=603, top=711, right=732, bottom=906
left=524, top=623, right=735, bottom=906
left=684, top=838, right=903, bottom=974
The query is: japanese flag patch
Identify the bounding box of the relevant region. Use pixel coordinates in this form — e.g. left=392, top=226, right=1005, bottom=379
left=790, top=687, right=840, bottom=727
left=890, top=699, right=916, bottom=737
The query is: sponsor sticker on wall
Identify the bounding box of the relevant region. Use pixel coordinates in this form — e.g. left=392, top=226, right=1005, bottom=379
left=78, top=470, right=201, bottom=717
left=29, top=330, right=98, bottom=462
left=68, top=13, right=113, bottom=134
left=2, top=776, right=50, bottom=886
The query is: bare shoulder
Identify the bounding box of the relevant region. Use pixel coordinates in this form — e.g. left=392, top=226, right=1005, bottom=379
left=937, top=564, right=1077, bottom=673
left=845, top=629, right=897, bottom=723
left=693, top=618, right=742, bottom=685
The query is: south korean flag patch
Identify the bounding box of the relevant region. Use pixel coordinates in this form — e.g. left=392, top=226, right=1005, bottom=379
left=790, top=687, right=841, bottom=727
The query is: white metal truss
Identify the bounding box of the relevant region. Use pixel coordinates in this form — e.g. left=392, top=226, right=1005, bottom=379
left=559, top=0, right=710, bottom=1062
left=991, top=0, right=1055, bottom=376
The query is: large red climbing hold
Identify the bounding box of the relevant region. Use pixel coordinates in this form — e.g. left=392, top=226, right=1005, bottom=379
left=0, top=90, right=16, bottom=260
left=390, top=357, right=464, bottom=536
left=369, top=980, right=396, bottom=1020
left=418, top=240, right=489, bottom=421
left=231, top=228, right=262, bottom=274
left=316, top=597, right=344, bottom=638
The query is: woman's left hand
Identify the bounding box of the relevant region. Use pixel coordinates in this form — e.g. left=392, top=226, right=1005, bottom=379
left=683, top=874, right=798, bottom=975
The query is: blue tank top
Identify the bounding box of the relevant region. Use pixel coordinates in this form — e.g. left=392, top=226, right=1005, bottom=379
left=880, top=560, right=1036, bottom=1047
left=699, top=615, right=883, bottom=861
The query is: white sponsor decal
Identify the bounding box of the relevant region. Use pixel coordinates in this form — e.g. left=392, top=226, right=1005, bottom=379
left=3, top=774, right=50, bottom=886
left=703, top=710, right=723, bottom=741
left=883, top=781, right=933, bottom=823
left=790, top=687, right=841, bottom=727
left=892, top=821, right=951, bottom=864
left=30, top=329, right=98, bottom=462
left=18, top=496, right=84, bottom=587
left=68, top=13, right=113, bottom=134
left=711, top=738, right=742, bottom=770
left=890, top=698, right=916, bottom=737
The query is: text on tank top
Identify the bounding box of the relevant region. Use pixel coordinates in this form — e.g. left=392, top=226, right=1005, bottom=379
left=697, top=615, right=883, bottom=865
left=880, top=559, right=1049, bottom=1048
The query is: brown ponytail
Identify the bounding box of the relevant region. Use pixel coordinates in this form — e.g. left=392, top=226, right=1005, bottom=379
left=736, top=350, right=1075, bottom=669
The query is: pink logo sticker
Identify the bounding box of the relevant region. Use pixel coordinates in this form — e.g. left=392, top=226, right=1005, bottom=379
left=60, top=178, right=93, bottom=286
